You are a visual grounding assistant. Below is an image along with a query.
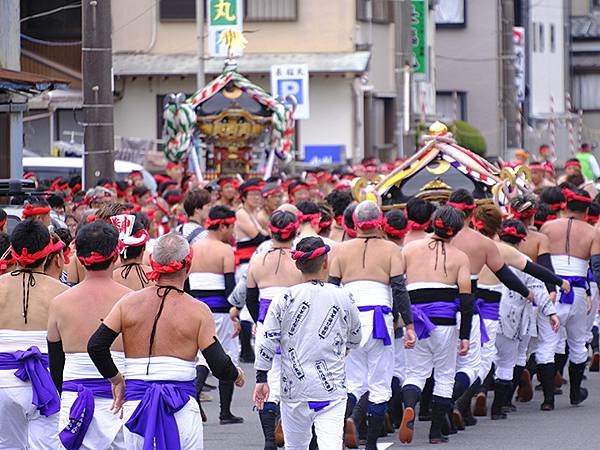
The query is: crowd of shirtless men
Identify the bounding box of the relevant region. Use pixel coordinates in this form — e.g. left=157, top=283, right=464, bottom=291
left=2, top=164, right=600, bottom=450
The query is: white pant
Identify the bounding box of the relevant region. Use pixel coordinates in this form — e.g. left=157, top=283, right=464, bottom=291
left=393, top=336, right=407, bottom=383
left=122, top=397, right=203, bottom=450
left=456, top=314, right=482, bottom=385
left=587, top=283, right=598, bottom=342
left=534, top=307, right=560, bottom=364
left=346, top=332, right=394, bottom=404
left=478, top=319, right=499, bottom=380
left=0, top=384, right=60, bottom=450
left=214, top=312, right=240, bottom=366
left=516, top=335, right=531, bottom=367
left=403, top=325, right=459, bottom=398
left=555, top=288, right=589, bottom=364
left=256, top=322, right=282, bottom=403
left=495, top=334, right=520, bottom=381
left=280, top=397, right=345, bottom=450
left=59, top=394, right=125, bottom=450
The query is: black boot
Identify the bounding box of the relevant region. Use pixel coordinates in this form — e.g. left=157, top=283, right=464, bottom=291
left=239, top=320, right=254, bottom=363
left=399, top=385, right=420, bottom=444
left=344, top=394, right=359, bottom=448
left=538, top=363, right=556, bottom=411
left=389, top=376, right=404, bottom=429
left=195, top=365, right=210, bottom=422
left=429, top=397, right=450, bottom=444
left=507, top=365, right=524, bottom=411
left=591, top=326, right=600, bottom=372
left=219, top=380, right=244, bottom=424
left=569, top=362, right=589, bottom=406
left=455, top=379, right=479, bottom=426
left=365, top=414, right=385, bottom=450
left=419, top=376, right=433, bottom=421
left=259, top=403, right=278, bottom=450
left=491, top=380, right=510, bottom=420
left=555, top=352, right=567, bottom=379
left=354, top=393, right=369, bottom=442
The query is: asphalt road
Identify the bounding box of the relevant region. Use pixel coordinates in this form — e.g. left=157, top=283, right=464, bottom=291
left=203, top=362, right=600, bottom=449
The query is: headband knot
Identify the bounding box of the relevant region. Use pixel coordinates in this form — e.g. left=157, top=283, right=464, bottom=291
left=298, top=213, right=321, bottom=228
left=447, top=201, right=476, bottom=212
left=433, top=217, right=455, bottom=236
left=501, top=226, right=527, bottom=239
left=78, top=242, right=123, bottom=267
left=205, top=216, right=236, bottom=229
left=268, top=220, right=299, bottom=240
left=562, top=188, right=592, bottom=205
left=146, top=249, right=194, bottom=281
left=383, top=219, right=408, bottom=239
left=291, top=245, right=331, bottom=262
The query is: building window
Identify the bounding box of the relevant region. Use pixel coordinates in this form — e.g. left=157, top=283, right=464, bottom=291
left=434, top=0, right=466, bottom=28
left=550, top=24, right=555, bottom=53
left=245, top=0, right=297, bottom=21
left=539, top=23, right=545, bottom=53
left=436, top=91, right=467, bottom=123
left=573, top=74, right=600, bottom=111
left=357, top=0, right=391, bottom=24
left=159, top=0, right=197, bottom=21
left=532, top=22, right=537, bottom=52
left=592, top=0, right=600, bottom=11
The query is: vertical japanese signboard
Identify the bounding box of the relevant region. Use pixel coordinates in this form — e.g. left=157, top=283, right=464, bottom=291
left=412, top=0, right=427, bottom=79
left=207, top=0, right=243, bottom=57
left=513, top=27, right=526, bottom=103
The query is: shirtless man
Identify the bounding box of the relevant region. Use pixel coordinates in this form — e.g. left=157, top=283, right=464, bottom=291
left=403, top=197, right=436, bottom=244
left=48, top=221, right=132, bottom=449
left=400, top=206, right=473, bottom=444
left=542, top=187, right=600, bottom=405
left=295, top=200, right=336, bottom=248
left=87, top=233, right=245, bottom=450
left=188, top=205, right=242, bottom=424
left=257, top=183, right=285, bottom=231
left=254, top=237, right=362, bottom=450
left=383, top=209, right=409, bottom=246
left=22, top=197, right=52, bottom=227
left=287, top=180, right=310, bottom=204
left=113, top=216, right=152, bottom=290
left=247, top=210, right=304, bottom=449
left=217, top=176, right=240, bottom=209
left=0, top=220, right=68, bottom=449
left=44, top=232, right=69, bottom=281
left=235, top=179, right=269, bottom=273
left=325, top=190, right=353, bottom=243
left=329, top=201, right=415, bottom=450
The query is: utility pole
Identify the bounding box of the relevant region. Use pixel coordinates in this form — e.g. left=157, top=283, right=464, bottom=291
left=196, top=0, right=205, bottom=90
left=0, top=0, right=23, bottom=179
left=501, top=0, right=518, bottom=154
left=82, top=0, right=114, bottom=189
left=394, top=0, right=413, bottom=158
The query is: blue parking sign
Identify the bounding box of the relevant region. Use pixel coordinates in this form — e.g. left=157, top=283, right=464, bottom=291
left=271, top=64, right=310, bottom=119
left=277, top=79, right=304, bottom=105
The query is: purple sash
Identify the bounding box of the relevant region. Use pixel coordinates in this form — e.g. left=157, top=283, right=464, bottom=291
left=411, top=301, right=458, bottom=340
left=0, top=346, right=60, bottom=416
left=196, top=295, right=229, bottom=310
left=258, top=298, right=272, bottom=323
left=357, top=305, right=393, bottom=346
left=124, top=379, right=196, bottom=450
left=308, top=401, right=330, bottom=412
left=472, top=301, right=490, bottom=345
left=558, top=276, right=588, bottom=304
left=59, top=378, right=113, bottom=450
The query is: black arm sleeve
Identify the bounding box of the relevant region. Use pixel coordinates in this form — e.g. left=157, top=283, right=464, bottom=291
left=87, top=324, right=120, bottom=379
left=522, top=260, right=563, bottom=287
left=537, top=253, right=557, bottom=293
left=390, top=275, right=413, bottom=325
left=202, top=337, right=239, bottom=382
left=591, top=255, right=600, bottom=286
left=47, top=340, right=65, bottom=393
left=458, top=293, right=474, bottom=340
left=256, top=369, right=268, bottom=384
left=327, top=276, right=341, bottom=286
left=224, top=272, right=236, bottom=299
left=494, top=264, right=530, bottom=298
left=247, top=287, right=259, bottom=323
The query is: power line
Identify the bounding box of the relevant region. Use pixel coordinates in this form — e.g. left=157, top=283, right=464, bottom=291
left=21, top=33, right=81, bottom=47
left=112, top=1, right=158, bottom=34
left=20, top=2, right=81, bottom=23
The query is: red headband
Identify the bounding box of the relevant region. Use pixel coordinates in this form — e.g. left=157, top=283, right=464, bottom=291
left=269, top=220, right=299, bottom=240
left=319, top=219, right=332, bottom=230
left=353, top=210, right=384, bottom=230
left=70, top=183, right=82, bottom=196
left=205, top=216, right=236, bottom=229
left=0, top=217, right=7, bottom=228
left=241, top=185, right=262, bottom=195
left=471, top=217, right=486, bottom=231
left=263, top=187, right=284, bottom=198
left=550, top=202, right=566, bottom=211
left=78, top=244, right=122, bottom=267
left=562, top=188, right=592, bottom=204
left=146, top=249, right=194, bottom=282
left=12, top=240, right=57, bottom=267
left=165, top=194, right=182, bottom=204
left=218, top=179, right=240, bottom=189
left=564, top=161, right=581, bottom=169
left=62, top=245, right=71, bottom=265
left=384, top=220, right=408, bottom=239
left=587, top=214, right=599, bottom=225
left=298, top=213, right=321, bottom=228
left=501, top=226, right=527, bottom=239
left=335, top=215, right=343, bottom=226
left=447, top=201, right=476, bottom=212
left=342, top=223, right=357, bottom=238
left=407, top=219, right=431, bottom=231
left=50, top=178, right=68, bottom=191
left=22, top=204, right=50, bottom=219
left=528, top=163, right=545, bottom=172
left=291, top=244, right=331, bottom=262
left=509, top=205, right=537, bottom=220
left=289, top=184, right=309, bottom=196
left=433, top=217, right=456, bottom=236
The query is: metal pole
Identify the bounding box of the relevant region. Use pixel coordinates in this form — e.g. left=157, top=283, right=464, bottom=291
left=196, top=0, right=205, bottom=90
left=394, top=0, right=412, bottom=158
left=82, top=0, right=114, bottom=189
left=501, top=0, right=518, bottom=150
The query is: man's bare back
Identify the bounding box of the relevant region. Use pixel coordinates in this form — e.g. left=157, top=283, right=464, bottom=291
left=518, top=229, right=550, bottom=262
left=542, top=218, right=600, bottom=259
left=247, top=250, right=303, bottom=288
left=112, top=264, right=152, bottom=291
left=452, top=227, right=504, bottom=275
left=190, top=237, right=233, bottom=274
left=329, top=237, right=400, bottom=283
left=0, top=273, right=68, bottom=331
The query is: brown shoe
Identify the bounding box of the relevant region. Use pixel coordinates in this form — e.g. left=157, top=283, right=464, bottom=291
left=399, top=407, right=415, bottom=444
left=275, top=418, right=284, bottom=447
left=473, top=392, right=487, bottom=417
left=554, top=372, right=565, bottom=389
left=517, top=369, right=533, bottom=402
left=385, top=413, right=394, bottom=433
left=590, top=353, right=600, bottom=372
left=452, top=408, right=465, bottom=431
left=344, top=418, right=358, bottom=449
